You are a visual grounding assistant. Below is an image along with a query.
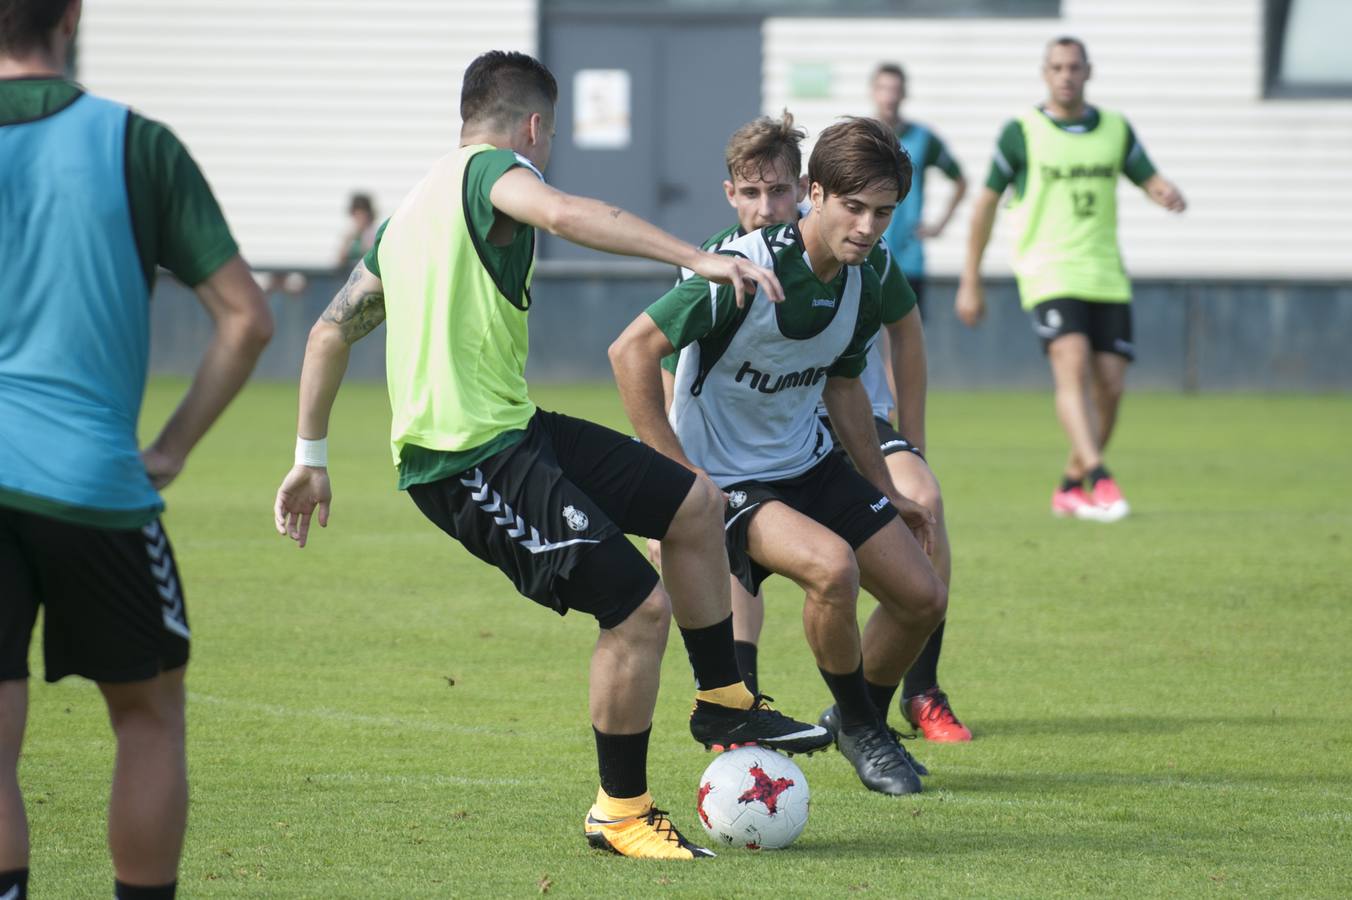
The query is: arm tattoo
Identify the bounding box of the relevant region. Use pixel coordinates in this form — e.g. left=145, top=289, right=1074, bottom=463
left=321, top=265, right=386, bottom=344
left=609, top=207, right=623, bottom=219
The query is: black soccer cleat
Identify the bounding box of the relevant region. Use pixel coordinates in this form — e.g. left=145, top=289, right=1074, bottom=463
left=690, top=694, right=833, bottom=755
left=818, top=704, right=930, bottom=776
left=835, top=717, right=925, bottom=796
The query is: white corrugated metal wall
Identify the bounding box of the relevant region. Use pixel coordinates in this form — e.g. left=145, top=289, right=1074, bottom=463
left=78, top=0, right=536, bottom=268
left=765, top=0, right=1352, bottom=279
left=76, top=1, right=1350, bottom=278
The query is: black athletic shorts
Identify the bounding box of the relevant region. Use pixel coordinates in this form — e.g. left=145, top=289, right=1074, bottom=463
left=819, top=414, right=925, bottom=462
left=1031, top=297, right=1135, bottom=361
left=0, top=507, right=190, bottom=683
left=722, top=451, right=898, bottom=595
left=407, top=410, right=694, bottom=630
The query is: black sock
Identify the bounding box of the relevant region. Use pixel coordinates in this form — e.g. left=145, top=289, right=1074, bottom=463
left=865, top=679, right=900, bottom=721
left=593, top=726, right=650, bottom=800
left=1086, top=465, right=1111, bottom=487
left=679, top=615, right=743, bottom=691
left=1060, top=475, right=1083, bottom=492
left=819, top=663, right=878, bottom=730
left=734, top=641, right=759, bottom=696
left=0, top=868, right=28, bottom=900
left=114, top=881, right=176, bottom=900
left=903, top=619, right=945, bottom=698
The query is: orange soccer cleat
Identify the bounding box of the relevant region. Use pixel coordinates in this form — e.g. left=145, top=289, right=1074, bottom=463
left=903, top=687, right=973, bottom=743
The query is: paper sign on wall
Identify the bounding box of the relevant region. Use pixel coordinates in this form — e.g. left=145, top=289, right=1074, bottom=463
left=573, top=69, right=631, bottom=149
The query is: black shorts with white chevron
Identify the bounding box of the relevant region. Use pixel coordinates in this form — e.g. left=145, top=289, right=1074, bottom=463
left=0, top=506, right=190, bottom=683
left=406, top=410, right=694, bottom=629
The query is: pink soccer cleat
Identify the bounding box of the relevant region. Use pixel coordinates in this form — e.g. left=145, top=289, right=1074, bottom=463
left=1051, top=485, right=1093, bottom=518
left=1083, top=476, right=1130, bottom=522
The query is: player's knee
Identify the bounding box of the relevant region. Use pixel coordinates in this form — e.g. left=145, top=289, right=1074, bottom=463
left=625, top=585, right=673, bottom=639
left=804, top=542, right=859, bottom=608
left=1099, top=378, right=1125, bottom=408
left=918, top=577, right=948, bottom=630
left=101, top=671, right=186, bottom=736
left=910, top=482, right=944, bottom=524
left=668, top=475, right=723, bottom=539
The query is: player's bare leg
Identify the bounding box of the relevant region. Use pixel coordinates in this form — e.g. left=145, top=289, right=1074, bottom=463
left=879, top=454, right=972, bottom=740
left=0, top=679, right=29, bottom=876
left=854, top=521, right=947, bottom=687
left=1091, top=351, right=1129, bottom=452
left=746, top=504, right=920, bottom=794
left=745, top=503, right=862, bottom=675
left=730, top=578, right=764, bottom=646
left=886, top=454, right=951, bottom=588
left=1048, top=333, right=1104, bottom=479
left=657, top=476, right=734, bottom=631
left=590, top=588, right=670, bottom=735
left=100, top=667, right=187, bottom=889
left=729, top=577, right=764, bottom=694
left=660, top=481, right=831, bottom=755
left=585, top=586, right=717, bottom=860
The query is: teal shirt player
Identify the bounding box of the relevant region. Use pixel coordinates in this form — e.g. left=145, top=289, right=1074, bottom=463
left=0, top=92, right=162, bottom=526
left=881, top=123, right=958, bottom=279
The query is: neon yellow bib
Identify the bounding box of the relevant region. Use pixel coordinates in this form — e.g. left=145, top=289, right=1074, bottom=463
left=1009, top=108, right=1131, bottom=309
left=378, top=144, right=536, bottom=465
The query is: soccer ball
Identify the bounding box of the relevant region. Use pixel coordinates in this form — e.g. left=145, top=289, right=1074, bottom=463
left=695, top=747, right=809, bottom=850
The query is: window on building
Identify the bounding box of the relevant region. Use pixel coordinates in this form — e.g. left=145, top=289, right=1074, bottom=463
left=1266, top=0, right=1352, bottom=97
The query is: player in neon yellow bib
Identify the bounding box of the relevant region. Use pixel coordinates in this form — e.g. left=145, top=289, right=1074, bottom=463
left=955, top=36, right=1186, bottom=522
left=271, top=51, right=831, bottom=860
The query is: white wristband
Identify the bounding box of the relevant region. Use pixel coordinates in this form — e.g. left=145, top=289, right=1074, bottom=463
left=295, top=436, right=328, bottom=468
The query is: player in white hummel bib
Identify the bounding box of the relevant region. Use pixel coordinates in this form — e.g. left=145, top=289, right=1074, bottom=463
left=611, top=118, right=947, bottom=796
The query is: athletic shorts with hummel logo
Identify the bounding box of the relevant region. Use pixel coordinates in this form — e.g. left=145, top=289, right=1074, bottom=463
left=407, top=410, right=694, bottom=630
left=819, top=414, right=925, bottom=462
left=0, top=507, right=190, bottom=683
left=722, top=451, right=898, bottom=595
left=1030, top=297, right=1135, bottom=361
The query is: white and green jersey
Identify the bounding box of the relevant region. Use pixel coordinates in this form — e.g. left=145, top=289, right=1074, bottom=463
left=646, top=223, right=882, bottom=487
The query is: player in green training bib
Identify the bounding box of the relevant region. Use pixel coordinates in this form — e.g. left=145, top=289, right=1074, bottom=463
left=612, top=118, right=948, bottom=797
left=956, top=36, right=1186, bottom=522
left=271, top=51, right=829, bottom=861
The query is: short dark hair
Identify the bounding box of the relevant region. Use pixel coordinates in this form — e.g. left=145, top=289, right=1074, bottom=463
left=873, top=62, right=906, bottom=83
left=725, top=110, right=806, bottom=184
left=460, top=51, right=559, bottom=129
left=348, top=193, right=375, bottom=218
left=1046, top=35, right=1089, bottom=65
left=808, top=117, right=912, bottom=203
left=0, top=0, right=70, bottom=55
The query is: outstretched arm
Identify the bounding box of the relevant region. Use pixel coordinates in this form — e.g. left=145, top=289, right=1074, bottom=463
left=489, top=168, right=782, bottom=307
left=143, top=255, right=273, bottom=489
left=955, top=187, right=1001, bottom=327
left=274, top=260, right=385, bottom=547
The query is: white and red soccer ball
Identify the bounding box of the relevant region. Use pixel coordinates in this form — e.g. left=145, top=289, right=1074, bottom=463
left=696, top=747, right=809, bottom=850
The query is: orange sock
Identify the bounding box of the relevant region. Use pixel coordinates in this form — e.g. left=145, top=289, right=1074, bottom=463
left=695, top=682, right=755, bottom=710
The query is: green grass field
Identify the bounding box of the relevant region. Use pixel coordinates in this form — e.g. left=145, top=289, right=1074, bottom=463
left=22, top=380, right=1352, bottom=897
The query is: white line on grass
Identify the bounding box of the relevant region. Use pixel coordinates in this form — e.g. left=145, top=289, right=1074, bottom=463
left=303, top=772, right=526, bottom=787
left=188, top=691, right=561, bottom=740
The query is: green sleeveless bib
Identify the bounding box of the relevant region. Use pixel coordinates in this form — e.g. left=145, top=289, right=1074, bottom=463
left=378, top=144, right=536, bottom=466
left=1010, top=108, right=1131, bottom=309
